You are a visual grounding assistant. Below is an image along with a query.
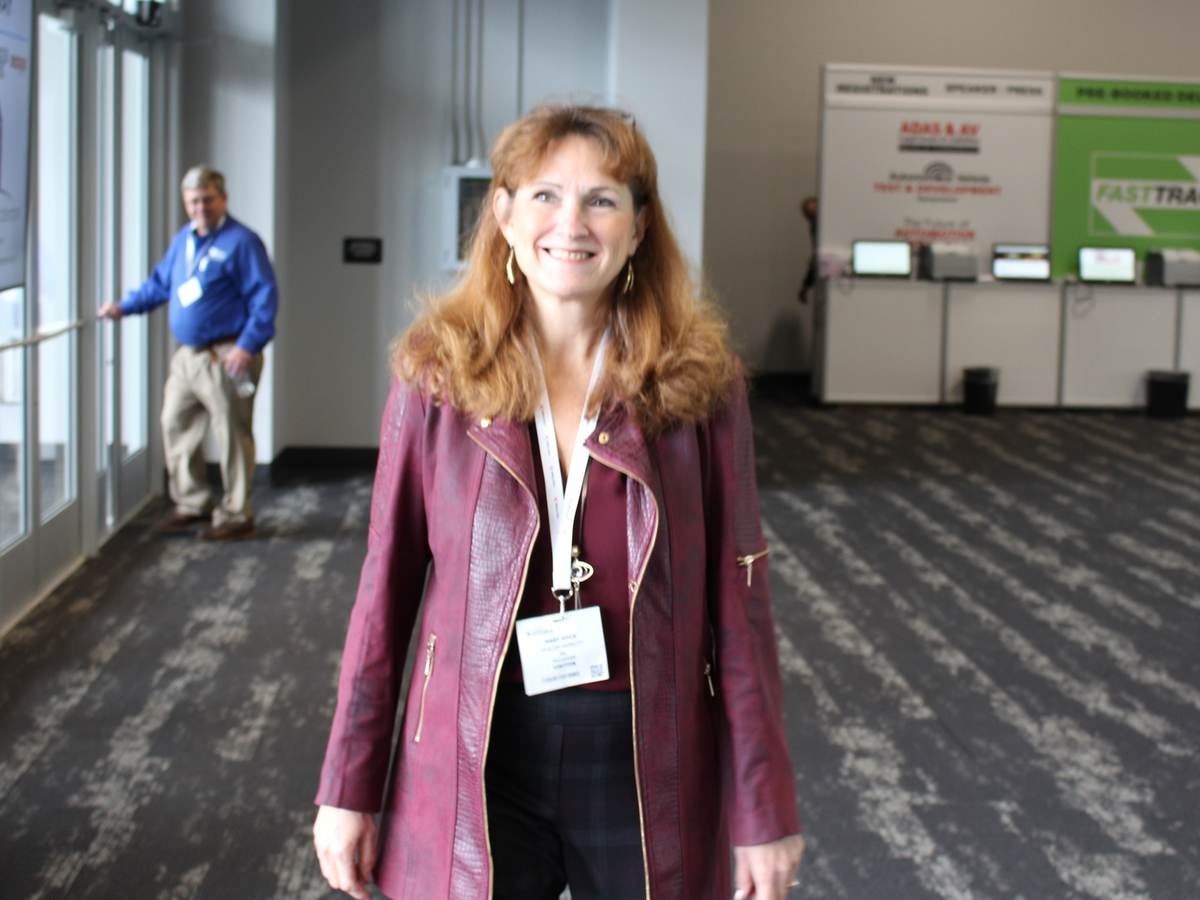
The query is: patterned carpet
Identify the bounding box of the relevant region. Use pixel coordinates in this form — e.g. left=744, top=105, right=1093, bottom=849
left=0, top=398, right=1197, bottom=899
left=755, top=402, right=1200, bottom=900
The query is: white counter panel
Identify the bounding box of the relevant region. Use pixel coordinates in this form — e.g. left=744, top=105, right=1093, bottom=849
left=944, top=282, right=1061, bottom=406
left=1181, top=291, right=1200, bottom=410
left=820, top=280, right=944, bottom=403
left=1061, top=285, right=1176, bottom=407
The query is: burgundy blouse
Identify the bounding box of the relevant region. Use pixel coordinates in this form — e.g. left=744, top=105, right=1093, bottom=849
left=501, top=424, right=631, bottom=691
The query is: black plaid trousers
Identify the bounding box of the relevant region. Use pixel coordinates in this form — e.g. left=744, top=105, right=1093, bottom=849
left=486, top=683, right=646, bottom=900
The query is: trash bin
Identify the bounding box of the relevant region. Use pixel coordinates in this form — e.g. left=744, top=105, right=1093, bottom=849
left=1146, top=370, right=1189, bottom=419
left=963, top=367, right=999, bottom=415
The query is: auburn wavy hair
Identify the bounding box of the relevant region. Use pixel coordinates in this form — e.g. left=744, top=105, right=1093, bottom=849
left=394, top=105, right=738, bottom=437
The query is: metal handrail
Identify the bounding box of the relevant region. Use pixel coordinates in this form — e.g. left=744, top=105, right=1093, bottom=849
left=0, top=318, right=88, bottom=354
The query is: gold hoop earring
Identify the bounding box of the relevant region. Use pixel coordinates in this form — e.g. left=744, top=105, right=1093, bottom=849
left=505, top=246, right=516, bottom=285
left=622, top=259, right=635, bottom=295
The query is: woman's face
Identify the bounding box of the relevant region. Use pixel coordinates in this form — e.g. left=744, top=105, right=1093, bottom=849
left=495, top=135, right=644, bottom=309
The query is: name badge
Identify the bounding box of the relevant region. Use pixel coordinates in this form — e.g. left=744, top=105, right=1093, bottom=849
left=177, top=276, right=203, bottom=307
left=515, top=606, right=609, bottom=695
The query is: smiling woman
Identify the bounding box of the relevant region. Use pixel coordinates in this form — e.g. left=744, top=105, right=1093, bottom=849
left=495, top=135, right=643, bottom=315
left=395, top=105, right=738, bottom=436
left=313, top=105, right=804, bottom=900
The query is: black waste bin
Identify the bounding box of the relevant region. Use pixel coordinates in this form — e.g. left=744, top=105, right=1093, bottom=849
left=1146, top=370, right=1189, bottom=418
left=963, top=367, right=999, bottom=415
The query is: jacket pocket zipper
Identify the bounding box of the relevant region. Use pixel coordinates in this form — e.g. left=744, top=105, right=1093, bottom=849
left=736, top=547, right=770, bottom=587
left=413, top=633, right=437, bottom=743
left=703, top=660, right=716, bottom=697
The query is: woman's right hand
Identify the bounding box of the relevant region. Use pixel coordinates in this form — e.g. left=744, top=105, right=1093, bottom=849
left=313, top=805, right=378, bottom=899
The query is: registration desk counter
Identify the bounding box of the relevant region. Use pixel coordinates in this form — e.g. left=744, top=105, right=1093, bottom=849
left=1061, top=284, right=1176, bottom=407
left=945, top=281, right=1060, bottom=406
left=1182, top=290, right=1200, bottom=410
left=814, top=279, right=944, bottom=403
left=815, top=278, right=1190, bottom=408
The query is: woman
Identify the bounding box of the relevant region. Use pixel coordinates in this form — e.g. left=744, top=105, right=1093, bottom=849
left=313, top=105, right=803, bottom=900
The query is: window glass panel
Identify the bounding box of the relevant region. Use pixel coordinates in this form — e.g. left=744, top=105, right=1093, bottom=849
left=97, top=44, right=115, bottom=480
left=120, top=48, right=148, bottom=458
left=0, top=342, right=25, bottom=549
left=37, top=16, right=75, bottom=334
left=36, top=17, right=77, bottom=520
left=0, top=272, right=21, bottom=345
left=38, top=334, right=73, bottom=520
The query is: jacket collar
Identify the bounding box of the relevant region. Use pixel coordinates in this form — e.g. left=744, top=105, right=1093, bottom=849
left=585, top=405, right=655, bottom=489
left=466, top=414, right=536, bottom=497
left=467, top=405, right=655, bottom=494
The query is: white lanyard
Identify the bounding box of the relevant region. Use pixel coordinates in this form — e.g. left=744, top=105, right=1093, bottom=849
left=185, top=233, right=215, bottom=278
left=185, top=217, right=225, bottom=277
left=532, top=328, right=610, bottom=604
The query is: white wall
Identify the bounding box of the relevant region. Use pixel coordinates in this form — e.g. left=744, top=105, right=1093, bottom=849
left=274, top=0, right=711, bottom=449
left=185, top=0, right=713, bottom=450
left=608, top=0, right=709, bottom=268
left=705, top=0, right=1200, bottom=372
left=181, top=0, right=276, bottom=460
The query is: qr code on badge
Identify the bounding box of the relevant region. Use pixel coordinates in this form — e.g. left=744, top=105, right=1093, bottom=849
left=589, top=664, right=603, bottom=677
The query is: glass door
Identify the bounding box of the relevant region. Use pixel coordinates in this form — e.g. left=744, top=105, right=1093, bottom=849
left=95, top=25, right=153, bottom=532
left=0, top=287, right=28, bottom=592
left=1, top=4, right=168, bottom=634
left=115, top=39, right=150, bottom=516
left=0, top=10, right=73, bottom=631
left=30, top=13, right=83, bottom=605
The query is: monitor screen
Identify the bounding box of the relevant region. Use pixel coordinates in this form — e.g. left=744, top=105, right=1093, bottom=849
left=992, top=243, right=1051, bottom=281
left=852, top=241, right=912, bottom=277
left=1079, top=247, right=1136, bottom=284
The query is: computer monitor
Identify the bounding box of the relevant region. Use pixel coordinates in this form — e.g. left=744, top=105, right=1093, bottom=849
left=852, top=240, right=912, bottom=278
left=992, top=243, right=1051, bottom=281
left=1078, top=247, right=1137, bottom=284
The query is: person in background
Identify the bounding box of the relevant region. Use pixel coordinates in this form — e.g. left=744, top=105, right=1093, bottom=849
left=798, top=195, right=818, bottom=304
left=99, top=165, right=278, bottom=541
left=312, top=105, right=803, bottom=899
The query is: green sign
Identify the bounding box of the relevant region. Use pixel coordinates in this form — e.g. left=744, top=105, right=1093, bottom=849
left=1053, top=81, right=1200, bottom=277
left=1060, top=78, right=1200, bottom=110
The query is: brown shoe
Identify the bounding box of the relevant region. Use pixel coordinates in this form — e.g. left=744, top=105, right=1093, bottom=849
left=154, top=510, right=209, bottom=534
left=198, top=519, right=256, bottom=542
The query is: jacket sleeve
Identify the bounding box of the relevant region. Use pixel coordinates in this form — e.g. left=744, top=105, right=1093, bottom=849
left=315, top=379, right=432, bottom=812
left=703, top=375, right=802, bottom=845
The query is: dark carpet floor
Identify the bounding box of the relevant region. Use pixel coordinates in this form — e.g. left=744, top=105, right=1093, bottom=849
left=1, top=398, right=1198, bottom=899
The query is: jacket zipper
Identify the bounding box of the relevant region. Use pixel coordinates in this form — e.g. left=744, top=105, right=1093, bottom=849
left=592, top=451, right=659, bottom=900
left=737, top=547, right=770, bottom=587
left=469, top=433, right=540, bottom=900
left=704, top=660, right=716, bottom=697
left=412, top=633, right=438, bottom=743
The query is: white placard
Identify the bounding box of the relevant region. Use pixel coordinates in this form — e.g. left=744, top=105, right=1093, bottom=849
left=515, top=606, right=609, bottom=695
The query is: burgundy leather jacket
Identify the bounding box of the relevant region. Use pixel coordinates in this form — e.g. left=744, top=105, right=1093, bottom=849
left=316, top=376, right=800, bottom=899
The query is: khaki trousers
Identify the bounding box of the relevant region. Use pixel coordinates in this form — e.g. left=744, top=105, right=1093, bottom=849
left=161, top=342, right=263, bottom=526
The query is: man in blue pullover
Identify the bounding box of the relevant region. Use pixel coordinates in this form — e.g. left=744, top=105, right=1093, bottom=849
left=99, top=165, right=278, bottom=541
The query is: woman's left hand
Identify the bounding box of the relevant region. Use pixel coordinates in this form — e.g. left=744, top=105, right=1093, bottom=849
left=733, top=833, right=805, bottom=899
